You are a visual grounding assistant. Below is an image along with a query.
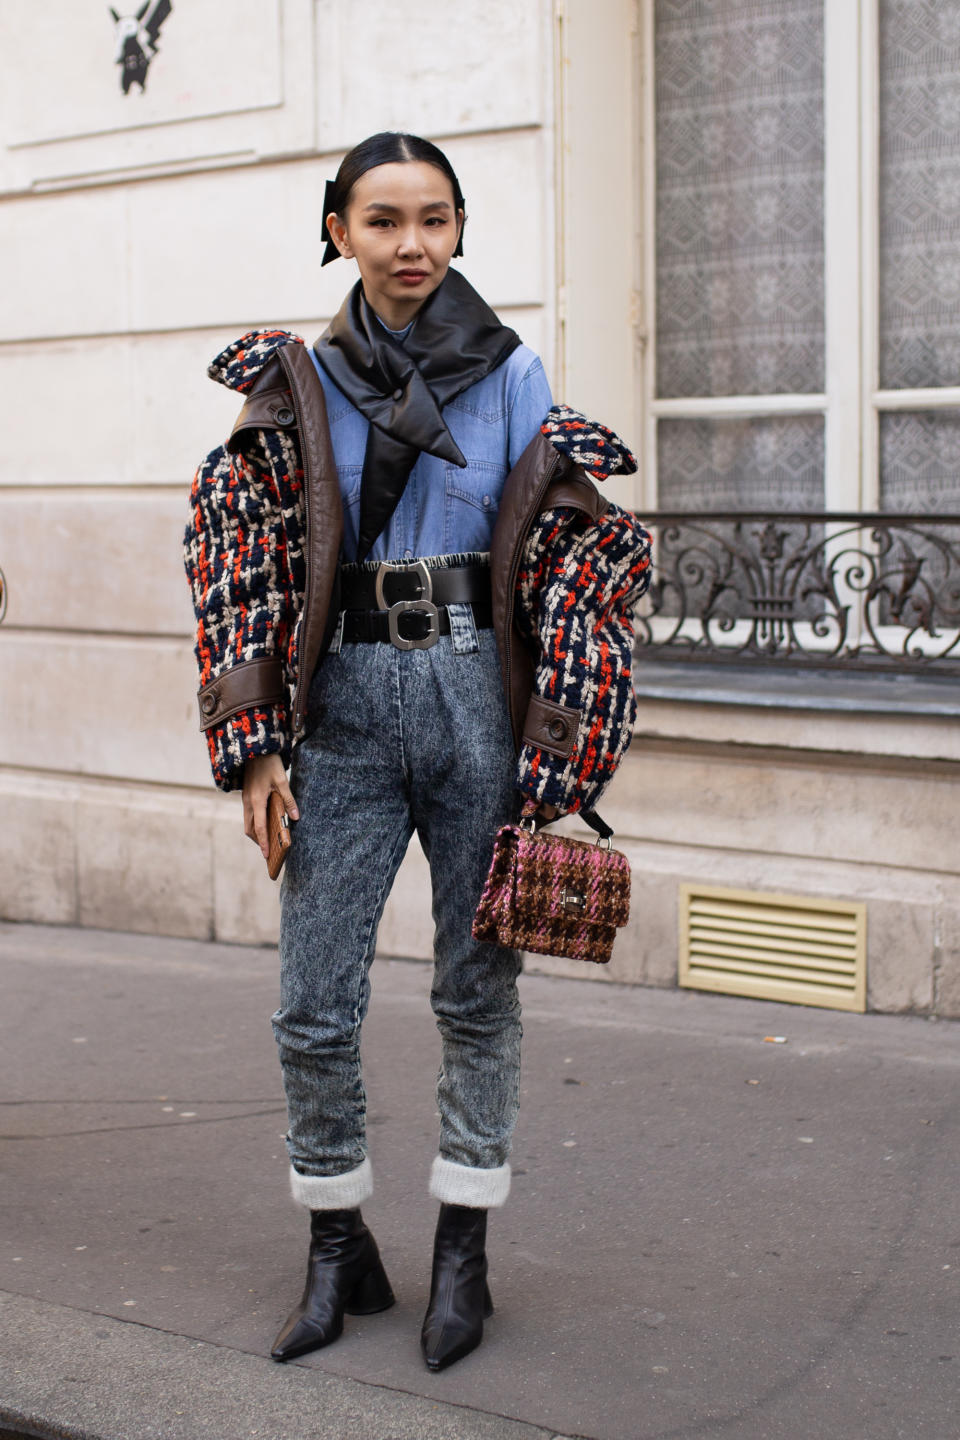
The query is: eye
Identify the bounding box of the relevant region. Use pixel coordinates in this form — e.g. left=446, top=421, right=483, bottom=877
left=425, top=216, right=448, bottom=227
left=368, top=217, right=394, bottom=229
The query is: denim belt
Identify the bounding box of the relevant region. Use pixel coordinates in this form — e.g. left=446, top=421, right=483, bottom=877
left=339, top=560, right=492, bottom=652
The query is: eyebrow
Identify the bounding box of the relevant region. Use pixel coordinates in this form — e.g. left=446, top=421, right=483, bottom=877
left=361, top=200, right=453, bottom=214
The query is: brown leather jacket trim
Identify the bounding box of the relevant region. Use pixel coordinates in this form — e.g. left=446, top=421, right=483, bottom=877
left=489, top=432, right=559, bottom=751
left=197, top=656, right=285, bottom=730
left=277, top=343, right=344, bottom=734
left=522, top=695, right=581, bottom=758
left=490, top=435, right=604, bottom=751
left=540, top=471, right=610, bottom=521
left=226, top=356, right=297, bottom=452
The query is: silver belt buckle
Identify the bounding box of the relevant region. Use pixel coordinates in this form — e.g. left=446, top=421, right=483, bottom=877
left=374, top=560, right=440, bottom=651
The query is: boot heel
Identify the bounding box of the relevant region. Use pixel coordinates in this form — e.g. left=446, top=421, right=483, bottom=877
left=344, top=1259, right=396, bottom=1316
left=483, top=1281, right=494, bottom=1318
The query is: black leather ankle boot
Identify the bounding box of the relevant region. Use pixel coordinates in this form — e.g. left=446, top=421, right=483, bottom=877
left=271, top=1207, right=395, bottom=1361
left=420, top=1203, right=494, bottom=1372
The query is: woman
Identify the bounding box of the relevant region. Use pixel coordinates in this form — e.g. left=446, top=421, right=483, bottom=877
left=185, top=131, right=646, bottom=1373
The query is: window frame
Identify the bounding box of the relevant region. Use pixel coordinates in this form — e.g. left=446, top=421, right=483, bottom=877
left=638, top=0, right=960, bottom=517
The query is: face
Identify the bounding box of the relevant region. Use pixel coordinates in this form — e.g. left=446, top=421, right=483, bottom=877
left=326, top=160, right=464, bottom=328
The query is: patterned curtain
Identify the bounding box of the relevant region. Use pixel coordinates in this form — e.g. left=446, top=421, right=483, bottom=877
left=654, top=0, right=825, bottom=510
left=657, top=415, right=823, bottom=511
left=880, top=0, right=960, bottom=512
left=880, top=412, right=960, bottom=514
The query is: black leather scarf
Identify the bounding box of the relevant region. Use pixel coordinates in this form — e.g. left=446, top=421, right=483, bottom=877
left=313, top=267, right=521, bottom=560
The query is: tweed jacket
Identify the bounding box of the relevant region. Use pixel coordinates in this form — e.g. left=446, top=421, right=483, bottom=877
left=184, top=329, right=651, bottom=815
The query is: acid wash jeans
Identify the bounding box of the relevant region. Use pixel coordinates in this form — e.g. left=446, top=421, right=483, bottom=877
left=273, top=595, right=522, bottom=1213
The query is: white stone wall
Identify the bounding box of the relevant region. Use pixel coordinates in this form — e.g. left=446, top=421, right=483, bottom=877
left=2, top=0, right=957, bottom=1017
left=0, top=0, right=558, bottom=943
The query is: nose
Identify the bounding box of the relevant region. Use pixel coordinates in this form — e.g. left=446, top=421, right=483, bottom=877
left=396, top=225, right=424, bottom=258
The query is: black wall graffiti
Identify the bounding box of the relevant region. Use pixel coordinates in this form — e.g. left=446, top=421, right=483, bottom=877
left=109, top=1, right=173, bottom=94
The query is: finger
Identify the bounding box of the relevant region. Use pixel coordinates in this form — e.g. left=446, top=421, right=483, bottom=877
left=275, top=779, right=299, bottom=820
left=252, top=801, right=269, bottom=858
left=242, top=788, right=258, bottom=838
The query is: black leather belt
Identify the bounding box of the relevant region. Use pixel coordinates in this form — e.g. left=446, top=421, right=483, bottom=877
left=339, top=560, right=491, bottom=610
left=339, top=560, right=493, bottom=651
left=342, top=601, right=493, bottom=647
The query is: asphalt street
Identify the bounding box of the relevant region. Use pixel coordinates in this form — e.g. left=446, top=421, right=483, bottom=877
left=1, top=921, right=958, bottom=1440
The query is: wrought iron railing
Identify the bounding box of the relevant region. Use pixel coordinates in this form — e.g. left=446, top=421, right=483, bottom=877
left=633, top=512, right=960, bottom=675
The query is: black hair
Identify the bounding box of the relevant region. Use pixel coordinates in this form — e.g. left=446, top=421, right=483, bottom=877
left=321, top=132, right=465, bottom=264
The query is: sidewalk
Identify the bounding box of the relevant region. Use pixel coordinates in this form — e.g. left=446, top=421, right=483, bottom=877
left=1, top=921, right=957, bottom=1440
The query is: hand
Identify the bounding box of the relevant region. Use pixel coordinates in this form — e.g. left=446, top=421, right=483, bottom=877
left=242, top=753, right=299, bottom=859
left=523, top=802, right=559, bottom=828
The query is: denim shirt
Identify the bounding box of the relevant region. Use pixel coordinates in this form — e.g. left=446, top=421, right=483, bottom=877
left=308, top=330, right=553, bottom=562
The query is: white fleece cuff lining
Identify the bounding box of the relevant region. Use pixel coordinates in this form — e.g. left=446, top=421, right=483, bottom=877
left=429, top=1156, right=511, bottom=1208
left=289, top=1156, right=373, bottom=1210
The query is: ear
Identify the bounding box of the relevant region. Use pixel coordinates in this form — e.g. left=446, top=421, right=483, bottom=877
left=136, top=1, right=150, bottom=18
left=109, top=7, right=120, bottom=20
left=326, top=212, right=353, bottom=260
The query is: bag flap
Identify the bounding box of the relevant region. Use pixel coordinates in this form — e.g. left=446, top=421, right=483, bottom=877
left=511, top=830, right=630, bottom=928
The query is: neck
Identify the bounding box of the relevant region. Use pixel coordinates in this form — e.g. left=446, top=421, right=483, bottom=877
left=366, top=290, right=425, bottom=332
left=372, top=305, right=416, bottom=333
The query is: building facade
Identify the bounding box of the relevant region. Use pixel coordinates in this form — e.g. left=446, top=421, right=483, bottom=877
left=2, top=0, right=959, bottom=1016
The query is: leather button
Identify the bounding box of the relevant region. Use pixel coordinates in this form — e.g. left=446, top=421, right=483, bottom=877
left=275, top=406, right=294, bottom=425
left=201, top=691, right=219, bottom=715
left=548, top=718, right=568, bottom=742
left=392, top=388, right=403, bottom=401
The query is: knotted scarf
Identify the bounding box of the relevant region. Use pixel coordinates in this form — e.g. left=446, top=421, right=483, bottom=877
left=313, top=267, right=520, bottom=560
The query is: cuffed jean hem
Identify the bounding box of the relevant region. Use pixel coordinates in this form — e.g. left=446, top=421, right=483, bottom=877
left=429, top=1156, right=511, bottom=1209
left=289, top=1157, right=373, bottom=1210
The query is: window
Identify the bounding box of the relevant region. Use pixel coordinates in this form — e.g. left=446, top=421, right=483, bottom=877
left=878, top=0, right=960, bottom=512
left=642, top=0, right=960, bottom=518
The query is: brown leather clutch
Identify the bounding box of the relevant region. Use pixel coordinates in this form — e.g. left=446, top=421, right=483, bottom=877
left=267, top=790, right=293, bottom=880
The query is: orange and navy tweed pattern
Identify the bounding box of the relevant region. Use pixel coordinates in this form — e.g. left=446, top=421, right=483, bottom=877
left=472, top=823, right=631, bottom=964
left=539, top=406, right=638, bottom=479
left=183, top=330, right=307, bottom=790
left=514, top=409, right=652, bottom=817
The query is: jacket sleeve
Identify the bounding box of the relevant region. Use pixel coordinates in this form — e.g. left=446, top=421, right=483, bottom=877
left=183, top=432, right=300, bottom=792
left=514, top=502, right=652, bottom=816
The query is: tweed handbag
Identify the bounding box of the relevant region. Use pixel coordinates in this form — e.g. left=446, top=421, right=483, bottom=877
left=472, top=805, right=630, bottom=965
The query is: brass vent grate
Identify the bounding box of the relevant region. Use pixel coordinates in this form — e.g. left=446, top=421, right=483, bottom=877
left=679, top=885, right=866, bottom=1012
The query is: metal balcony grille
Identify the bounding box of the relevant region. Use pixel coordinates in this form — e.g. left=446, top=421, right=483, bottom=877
left=633, top=512, right=960, bottom=675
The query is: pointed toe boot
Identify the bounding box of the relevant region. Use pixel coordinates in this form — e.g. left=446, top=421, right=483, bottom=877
left=420, top=1203, right=493, bottom=1373
left=271, top=1207, right=395, bottom=1362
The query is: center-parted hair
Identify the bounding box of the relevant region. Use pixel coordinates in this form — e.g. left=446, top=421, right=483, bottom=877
left=321, top=132, right=466, bottom=265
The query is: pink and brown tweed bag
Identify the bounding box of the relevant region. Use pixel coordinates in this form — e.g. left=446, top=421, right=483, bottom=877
left=472, top=811, right=631, bottom=965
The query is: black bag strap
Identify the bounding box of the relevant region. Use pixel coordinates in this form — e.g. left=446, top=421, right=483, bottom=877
left=581, top=809, right=614, bottom=841
left=522, top=799, right=614, bottom=842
